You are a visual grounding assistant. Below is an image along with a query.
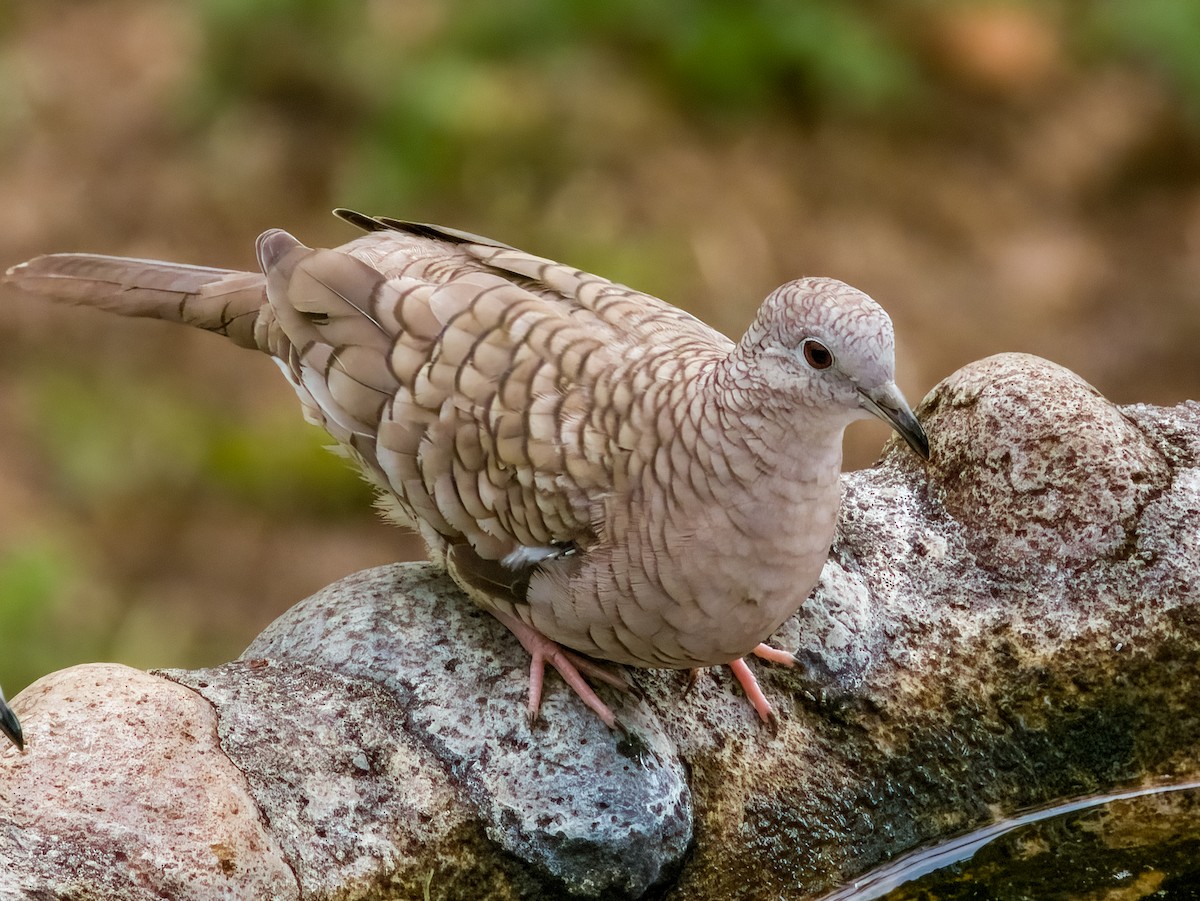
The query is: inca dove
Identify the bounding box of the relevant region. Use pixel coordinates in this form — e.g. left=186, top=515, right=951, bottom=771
left=5, top=209, right=928, bottom=729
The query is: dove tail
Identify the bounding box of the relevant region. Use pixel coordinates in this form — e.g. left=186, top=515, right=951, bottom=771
left=4, top=253, right=268, bottom=350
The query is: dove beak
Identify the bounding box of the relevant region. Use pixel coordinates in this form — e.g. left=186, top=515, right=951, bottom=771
left=0, top=694, right=23, bottom=751
left=858, top=383, right=930, bottom=460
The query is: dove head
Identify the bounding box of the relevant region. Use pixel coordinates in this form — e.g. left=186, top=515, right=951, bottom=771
left=734, top=277, right=929, bottom=458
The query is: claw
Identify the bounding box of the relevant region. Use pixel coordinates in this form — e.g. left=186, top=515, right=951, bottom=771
left=490, top=609, right=627, bottom=729
left=751, top=642, right=798, bottom=667
left=727, top=657, right=778, bottom=729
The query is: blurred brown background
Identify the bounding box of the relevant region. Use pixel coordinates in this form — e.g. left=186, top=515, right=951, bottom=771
left=1, top=1, right=1198, bottom=695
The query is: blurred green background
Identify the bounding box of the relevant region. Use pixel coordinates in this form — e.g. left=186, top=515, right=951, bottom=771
left=1, top=0, right=1199, bottom=697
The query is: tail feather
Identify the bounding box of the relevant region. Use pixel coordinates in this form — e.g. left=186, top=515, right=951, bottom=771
left=4, top=252, right=267, bottom=350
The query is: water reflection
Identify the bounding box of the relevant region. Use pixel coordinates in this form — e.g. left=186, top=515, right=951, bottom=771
left=821, top=780, right=1200, bottom=900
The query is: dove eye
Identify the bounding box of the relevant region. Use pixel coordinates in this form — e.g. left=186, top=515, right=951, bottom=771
left=802, top=339, right=834, bottom=370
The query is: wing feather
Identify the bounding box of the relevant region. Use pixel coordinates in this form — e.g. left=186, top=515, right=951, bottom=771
left=260, top=211, right=732, bottom=571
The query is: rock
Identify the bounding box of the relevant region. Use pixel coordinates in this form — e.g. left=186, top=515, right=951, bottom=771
left=2, top=352, right=1200, bottom=899
left=0, top=664, right=295, bottom=900
left=172, top=568, right=693, bottom=900
left=927, top=353, right=1171, bottom=576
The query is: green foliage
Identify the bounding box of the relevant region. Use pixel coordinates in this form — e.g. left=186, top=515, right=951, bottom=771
left=204, top=411, right=376, bottom=516
left=194, top=0, right=918, bottom=113
left=622, top=0, right=917, bottom=112
left=28, top=368, right=372, bottom=518
left=174, top=0, right=1200, bottom=219
left=0, top=539, right=91, bottom=694
left=0, top=541, right=72, bottom=638
left=403, top=0, right=919, bottom=112
left=188, top=0, right=922, bottom=210
left=3, top=365, right=377, bottom=691
left=1083, top=0, right=1200, bottom=112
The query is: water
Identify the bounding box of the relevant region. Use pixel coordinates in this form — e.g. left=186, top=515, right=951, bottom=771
left=820, top=780, right=1200, bottom=900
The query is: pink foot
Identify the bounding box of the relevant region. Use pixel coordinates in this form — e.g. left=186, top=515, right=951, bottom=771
left=751, top=642, right=797, bottom=667
left=727, top=642, right=800, bottom=729
left=727, top=657, right=778, bottom=729
left=490, top=609, right=628, bottom=729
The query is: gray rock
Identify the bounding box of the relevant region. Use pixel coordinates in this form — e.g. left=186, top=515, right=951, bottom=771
left=2, top=353, right=1199, bottom=899
left=171, top=566, right=692, bottom=900
left=665, top=353, right=1200, bottom=898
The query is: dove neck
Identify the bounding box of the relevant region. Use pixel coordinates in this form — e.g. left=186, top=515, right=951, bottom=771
left=708, top=354, right=847, bottom=483
left=642, top=354, right=845, bottom=653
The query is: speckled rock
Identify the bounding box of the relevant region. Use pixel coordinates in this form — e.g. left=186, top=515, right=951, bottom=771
left=927, top=353, right=1171, bottom=577
left=660, top=353, right=1200, bottom=898
left=0, top=664, right=296, bottom=900
left=2, top=353, right=1200, bottom=900
left=175, top=568, right=693, bottom=900
left=166, top=659, right=475, bottom=900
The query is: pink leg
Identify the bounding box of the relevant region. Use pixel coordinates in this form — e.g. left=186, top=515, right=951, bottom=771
left=727, top=657, right=778, bottom=728
left=490, top=609, right=627, bottom=729
left=752, top=642, right=797, bottom=667
left=558, top=647, right=633, bottom=691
